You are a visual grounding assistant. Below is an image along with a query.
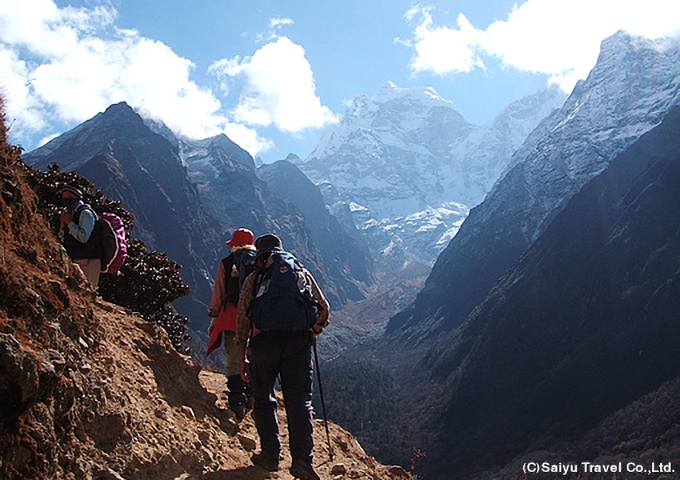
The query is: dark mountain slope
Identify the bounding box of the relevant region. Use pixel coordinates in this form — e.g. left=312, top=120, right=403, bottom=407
left=180, top=136, right=359, bottom=309
left=23, top=103, right=221, bottom=328
left=179, top=133, right=259, bottom=229
left=388, top=33, right=680, bottom=343
left=420, top=105, right=680, bottom=477
left=258, top=158, right=370, bottom=303
left=24, top=102, right=369, bottom=331
left=483, top=375, right=680, bottom=479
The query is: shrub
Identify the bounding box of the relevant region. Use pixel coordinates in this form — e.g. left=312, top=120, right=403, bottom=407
left=20, top=161, right=192, bottom=353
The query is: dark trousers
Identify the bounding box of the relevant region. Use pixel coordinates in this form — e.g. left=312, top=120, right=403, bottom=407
left=250, top=330, right=314, bottom=462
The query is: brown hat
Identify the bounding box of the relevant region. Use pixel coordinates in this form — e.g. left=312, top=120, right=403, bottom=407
left=226, top=228, right=255, bottom=247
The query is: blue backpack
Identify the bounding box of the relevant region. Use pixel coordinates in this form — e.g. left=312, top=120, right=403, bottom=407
left=251, top=251, right=319, bottom=331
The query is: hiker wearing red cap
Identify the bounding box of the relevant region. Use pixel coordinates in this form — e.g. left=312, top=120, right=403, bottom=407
left=208, top=228, right=256, bottom=420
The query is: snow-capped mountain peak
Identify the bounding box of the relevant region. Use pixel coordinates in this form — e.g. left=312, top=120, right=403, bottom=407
left=372, top=81, right=455, bottom=106
left=309, top=81, right=463, bottom=162
left=395, top=31, right=680, bottom=341
left=297, top=82, right=566, bottom=267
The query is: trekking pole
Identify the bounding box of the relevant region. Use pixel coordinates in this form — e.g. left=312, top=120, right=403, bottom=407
left=313, top=339, right=334, bottom=462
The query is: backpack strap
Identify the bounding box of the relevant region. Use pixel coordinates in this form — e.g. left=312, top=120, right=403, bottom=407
left=291, top=257, right=324, bottom=313
left=73, top=203, right=98, bottom=223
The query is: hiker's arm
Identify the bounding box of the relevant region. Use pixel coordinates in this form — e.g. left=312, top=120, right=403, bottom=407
left=307, top=271, right=330, bottom=332
left=235, top=274, right=255, bottom=346
left=209, top=261, right=227, bottom=317
left=60, top=210, right=73, bottom=229
left=67, top=208, right=96, bottom=243
left=236, top=274, right=255, bottom=383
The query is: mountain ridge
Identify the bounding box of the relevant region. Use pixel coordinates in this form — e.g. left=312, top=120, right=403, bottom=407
left=323, top=103, right=680, bottom=479
left=257, top=158, right=370, bottom=294
left=423, top=103, right=680, bottom=477
left=175, top=130, right=372, bottom=309
left=23, top=102, right=222, bottom=328
left=23, top=103, right=372, bottom=334
left=319, top=31, right=680, bottom=478
left=296, top=80, right=567, bottom=266
left=389, top=31, right=680, bottom=341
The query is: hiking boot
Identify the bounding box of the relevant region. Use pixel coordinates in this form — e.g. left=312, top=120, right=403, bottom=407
left=289, top=458, right=320, bottom=480
left=228, top=374, right=247, bottom=409
left=250, top=452, right=280, bottom=472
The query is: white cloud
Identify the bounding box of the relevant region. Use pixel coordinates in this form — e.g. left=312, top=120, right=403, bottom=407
left=405, top=7, right=485, bottom=75
left=270, top=17, right=294, bottom=30
left=222, top=122, right=274, bottom=155
left=0, top=0, right=272, bottom=155
left=256, top=17, right=294, bottom=44
left=210, top=36, right=338, bottom=133
left=405, top=0, right=680, bottom=92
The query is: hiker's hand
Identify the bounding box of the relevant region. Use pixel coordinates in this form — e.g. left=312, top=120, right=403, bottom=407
left=208, top=318, right=215, bottom=336
left=60, top=211, right=73, bottom=228
left=240, top=359, right=251, bottom=383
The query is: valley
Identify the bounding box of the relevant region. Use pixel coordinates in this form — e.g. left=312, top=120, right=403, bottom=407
left=13, top=30, right=680, bottom=479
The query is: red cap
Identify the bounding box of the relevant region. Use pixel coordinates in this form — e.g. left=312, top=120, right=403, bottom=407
left=226, top=228, right=255, bottom=247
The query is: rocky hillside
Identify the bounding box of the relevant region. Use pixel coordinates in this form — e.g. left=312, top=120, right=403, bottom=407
left=0, top=106, right=404, bottom=479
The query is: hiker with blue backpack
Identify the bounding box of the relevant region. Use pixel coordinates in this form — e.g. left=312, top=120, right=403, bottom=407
left=236, top=234, right=330, bottom=480
left=208, top=228, right=257, bottom=420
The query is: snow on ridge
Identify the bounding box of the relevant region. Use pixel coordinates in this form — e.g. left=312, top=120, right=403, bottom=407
left=299, top=81, right=567, bottom=266
left=372, top=81, right=455, bottom=108
left=481, top=33, right=680, bottom=246
left=307, top=82, right=462, bottom=163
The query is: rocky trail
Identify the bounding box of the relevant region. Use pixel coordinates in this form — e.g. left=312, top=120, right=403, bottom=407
left=3, top=293, right=408, bottom=480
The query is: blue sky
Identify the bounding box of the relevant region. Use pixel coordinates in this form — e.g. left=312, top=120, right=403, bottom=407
left=1, top=0, right=679, bottom=163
